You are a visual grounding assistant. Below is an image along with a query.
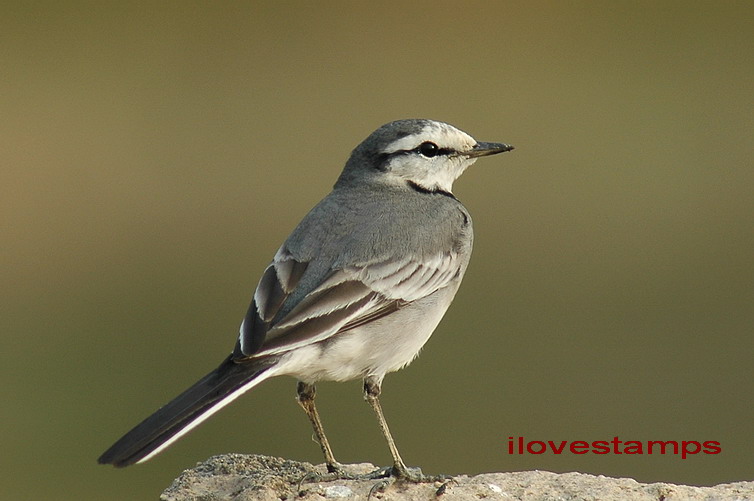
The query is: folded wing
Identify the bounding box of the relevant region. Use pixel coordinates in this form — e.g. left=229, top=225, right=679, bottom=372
left=234, top=247, right=461, bottom=359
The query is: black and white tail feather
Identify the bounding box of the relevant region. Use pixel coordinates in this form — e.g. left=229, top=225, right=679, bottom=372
left=97, top=357, right=278, bottom=467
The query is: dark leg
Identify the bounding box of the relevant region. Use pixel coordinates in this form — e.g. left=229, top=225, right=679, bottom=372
left=296, top=381, right=340, bottom=473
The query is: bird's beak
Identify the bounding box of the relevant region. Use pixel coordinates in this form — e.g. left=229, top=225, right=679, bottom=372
left=466, top=142, right=514, bottom=158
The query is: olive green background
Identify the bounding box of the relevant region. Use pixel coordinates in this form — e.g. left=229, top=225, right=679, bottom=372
left=2, top=2, right=752, bottom=499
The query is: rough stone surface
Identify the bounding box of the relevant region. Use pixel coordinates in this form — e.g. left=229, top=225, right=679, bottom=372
left=161, top=454, right=754, bottom=501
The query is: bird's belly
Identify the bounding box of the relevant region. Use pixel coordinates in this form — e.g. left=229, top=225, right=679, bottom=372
left=276, top=286, right=458, bottom=383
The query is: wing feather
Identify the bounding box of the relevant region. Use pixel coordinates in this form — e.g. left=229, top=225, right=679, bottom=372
left=236, top=247, right=462, bottom=358
left=235, top=249, right=309, bottom=357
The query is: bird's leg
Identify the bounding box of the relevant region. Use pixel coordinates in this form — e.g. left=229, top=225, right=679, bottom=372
left=297, top=377, right=447, bottom=494
left=363, top=376, right=450, bottom=483
left=362, top=377, right=411, bottom=477
left=296, top=381, right=342, bottom=473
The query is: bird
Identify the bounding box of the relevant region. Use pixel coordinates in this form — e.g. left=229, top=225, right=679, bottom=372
left=98, top=119, right=513, bottom=480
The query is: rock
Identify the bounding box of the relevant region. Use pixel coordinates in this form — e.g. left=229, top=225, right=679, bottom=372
left=161, top=454, right=754, bottom=500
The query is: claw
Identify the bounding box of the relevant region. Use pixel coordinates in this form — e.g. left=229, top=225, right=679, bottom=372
left=367, top=479, right=391, bottom=500
left=297, top=471, right=323, bottom=494
left=435, top=478, right=458, bottom=496
left=363, top=466, right=392, bottom=479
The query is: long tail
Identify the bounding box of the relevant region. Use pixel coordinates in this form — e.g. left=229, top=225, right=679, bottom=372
left=98, top=355, right=277, bottom=467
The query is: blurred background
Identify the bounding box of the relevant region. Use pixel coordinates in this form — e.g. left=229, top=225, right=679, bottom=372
left=2, top=2, right=753, bottom=499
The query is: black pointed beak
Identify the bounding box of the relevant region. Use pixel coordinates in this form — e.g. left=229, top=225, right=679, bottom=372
left=467, top=142, right=514, bottom=158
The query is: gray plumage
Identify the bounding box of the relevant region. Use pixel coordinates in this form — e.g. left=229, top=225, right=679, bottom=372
left=98, top=119, right=513, bottom=475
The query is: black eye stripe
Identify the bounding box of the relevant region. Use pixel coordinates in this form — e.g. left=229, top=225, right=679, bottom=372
left=388, top=144, right=454, bottom=158
left=383, top=142, right=455, bottom=161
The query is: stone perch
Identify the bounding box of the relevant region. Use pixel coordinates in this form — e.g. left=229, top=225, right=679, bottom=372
left=160, top=454, right=754, bottom=500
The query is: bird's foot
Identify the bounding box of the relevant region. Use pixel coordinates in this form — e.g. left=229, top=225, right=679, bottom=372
left=384, top=463, right=451, bottom=483
left=364, top=465, right=454, bottom=499
left=297, top=462, right=367, bottom=493
left=298, top=462, right=452, bottom=498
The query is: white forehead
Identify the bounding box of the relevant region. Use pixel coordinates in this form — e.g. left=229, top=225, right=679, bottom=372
left=380, top=122, right=477, bottom=155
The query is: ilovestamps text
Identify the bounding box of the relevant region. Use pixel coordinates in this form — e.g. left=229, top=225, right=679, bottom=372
left=507, top=436, right=721, bottom=459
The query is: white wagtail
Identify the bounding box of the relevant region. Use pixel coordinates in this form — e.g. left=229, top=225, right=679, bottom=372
left=98, top=119, right=513, bottom=480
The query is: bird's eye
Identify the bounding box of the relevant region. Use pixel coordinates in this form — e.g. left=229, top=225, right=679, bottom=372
left=418, top=142, right=439, bottom=157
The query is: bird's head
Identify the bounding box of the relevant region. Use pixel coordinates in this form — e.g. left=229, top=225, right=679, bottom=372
left=338, top=119, right=513, bottom=194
